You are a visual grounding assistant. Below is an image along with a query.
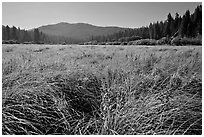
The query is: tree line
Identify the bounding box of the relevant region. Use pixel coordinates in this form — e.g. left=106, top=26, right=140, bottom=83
left=2, top=26, right=82, bottom=44
left=91, top=5, right=202, bottom=43
left=2, top=25, right=44, bottom=44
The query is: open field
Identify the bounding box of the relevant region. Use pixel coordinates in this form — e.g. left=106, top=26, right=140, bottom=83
left=2, top=44, right=202, bottom=135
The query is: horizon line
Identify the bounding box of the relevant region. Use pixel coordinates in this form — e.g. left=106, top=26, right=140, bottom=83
left=2, top=21, right=152, bottom=30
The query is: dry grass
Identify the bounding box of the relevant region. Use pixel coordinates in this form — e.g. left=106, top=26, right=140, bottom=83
left=2, top=44, right=202, bottom=135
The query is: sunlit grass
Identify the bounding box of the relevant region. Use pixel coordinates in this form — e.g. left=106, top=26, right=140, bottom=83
left=2, top=44, right=202, bottom=135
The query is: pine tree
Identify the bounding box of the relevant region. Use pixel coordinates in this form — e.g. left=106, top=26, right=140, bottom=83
left=179, top=10, right=191, bottom=37
left=164, top=13, right=173, bottom=37
left=12, top=26, right=17, bottom=40
left=174, top=13, right=180, bottom=34
left=149, top=23, right=154, bottom=39
left=34, top=28, right=40, bottom=43
left=193, top=5, right=202, bottom=35
left=158, top=21, right=165, bottom=38
left=5, top=25, right=10, bottom=40
left=2, top=26, right=6, bottom=40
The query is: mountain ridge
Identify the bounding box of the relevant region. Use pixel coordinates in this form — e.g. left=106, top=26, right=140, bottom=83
left=37, top=22, right=126, bottom=41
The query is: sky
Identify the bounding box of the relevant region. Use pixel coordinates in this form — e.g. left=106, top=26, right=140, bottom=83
left=2, top=2, right=202, bottom=30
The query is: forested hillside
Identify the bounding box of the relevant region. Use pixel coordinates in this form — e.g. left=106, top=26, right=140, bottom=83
left=38, top=22, right=125, bottom=41
left=92, top=5, right=202, bottom=43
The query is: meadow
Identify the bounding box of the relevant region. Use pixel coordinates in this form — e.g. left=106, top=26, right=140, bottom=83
left=2, top=44, right=202, bottom=135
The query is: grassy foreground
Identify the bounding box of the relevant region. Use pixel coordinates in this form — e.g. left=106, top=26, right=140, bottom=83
left=2, top=44, right=202, bottom=135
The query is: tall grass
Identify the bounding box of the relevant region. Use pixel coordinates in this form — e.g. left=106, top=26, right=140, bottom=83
left=2, top=45, right=202, bottom=135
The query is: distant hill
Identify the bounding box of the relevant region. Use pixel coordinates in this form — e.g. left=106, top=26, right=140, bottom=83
left=38, top=22, right=125, bottom=41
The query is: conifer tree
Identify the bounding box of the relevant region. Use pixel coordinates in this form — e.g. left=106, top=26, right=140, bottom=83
left=34, top=28, right=40, bottom=43
left=5, top=25, right=10, bottom=40
left=12, top=26, right=17, bottom=40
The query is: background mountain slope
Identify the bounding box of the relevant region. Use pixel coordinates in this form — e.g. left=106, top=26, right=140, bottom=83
left=38, top=22, right=125, bottom=41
